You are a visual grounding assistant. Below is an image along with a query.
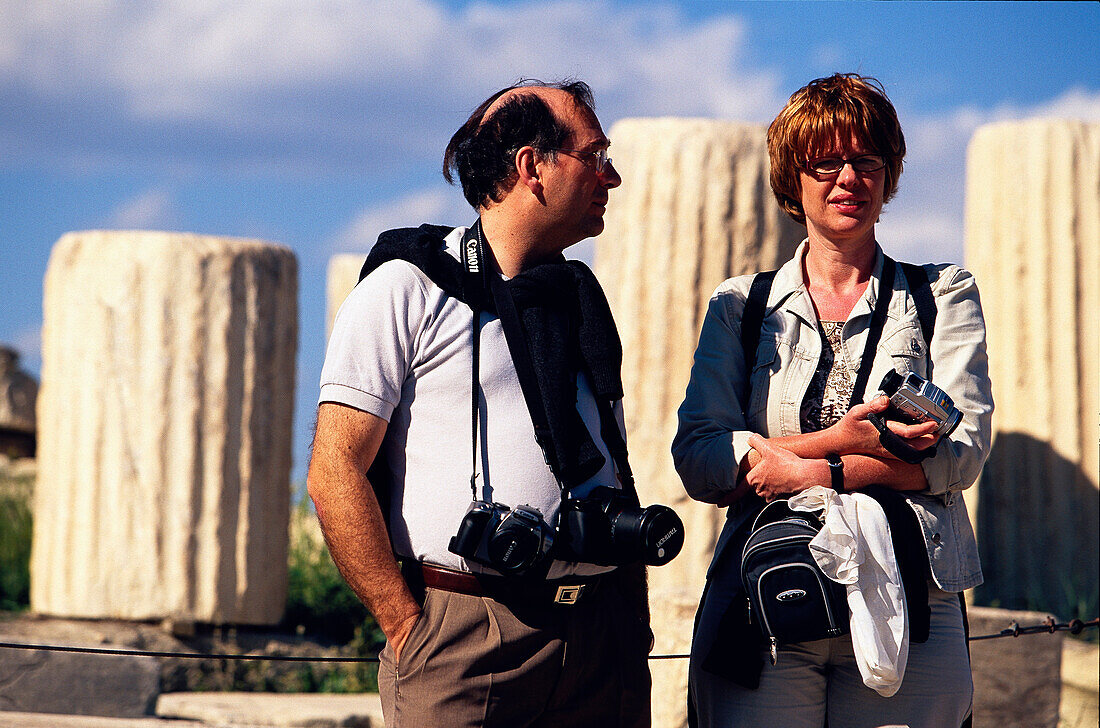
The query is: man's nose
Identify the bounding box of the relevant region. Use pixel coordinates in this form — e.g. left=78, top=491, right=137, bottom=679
left=599, top=160, right=622, bottom=189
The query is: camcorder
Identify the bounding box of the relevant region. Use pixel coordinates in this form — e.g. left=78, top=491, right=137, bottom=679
left=868, top=370, right=963, bottom=464
left=448, top=487, right=685, bottom=577
left=878, top=370, right=962, bottom=436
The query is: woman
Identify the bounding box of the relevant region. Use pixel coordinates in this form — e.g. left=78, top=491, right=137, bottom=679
left=673, top=73, right=993, bottom=728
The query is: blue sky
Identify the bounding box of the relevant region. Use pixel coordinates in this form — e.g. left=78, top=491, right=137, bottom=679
left=2, top=0, right=1097, bottom=484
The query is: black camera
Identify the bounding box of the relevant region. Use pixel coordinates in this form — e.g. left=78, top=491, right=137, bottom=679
left=878, top=370, right=962, bottom=437
left=556, top=486, right=684, bottom=566
left=448, top=501, right=555, bottom=577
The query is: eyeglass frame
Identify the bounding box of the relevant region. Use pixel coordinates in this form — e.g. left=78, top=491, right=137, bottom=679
left=803, top=154, right=887, bottom=176
left=540, top=146, right=613, bottom=173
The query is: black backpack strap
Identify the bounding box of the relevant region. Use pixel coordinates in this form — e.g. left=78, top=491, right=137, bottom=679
left=740, top=271, right=777, bottom=379
left=901, top=262, right=937, bottom=355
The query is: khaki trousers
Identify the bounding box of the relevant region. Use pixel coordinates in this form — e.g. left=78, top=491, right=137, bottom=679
left=690, top=585, right=972, bottom=728
left=379, top=578, right=651, bottom=728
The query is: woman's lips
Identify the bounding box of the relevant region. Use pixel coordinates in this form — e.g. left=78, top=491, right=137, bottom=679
left=829, top=197, right=864, bottom=211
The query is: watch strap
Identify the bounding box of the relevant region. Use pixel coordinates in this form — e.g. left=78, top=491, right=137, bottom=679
left=826, top=454, right=845, bottom=494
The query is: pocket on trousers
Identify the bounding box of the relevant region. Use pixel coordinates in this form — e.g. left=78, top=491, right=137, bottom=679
left=395, top=592, right=435, bottom=678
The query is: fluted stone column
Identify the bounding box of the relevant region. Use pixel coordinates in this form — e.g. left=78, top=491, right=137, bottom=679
left=33, top=231, right=298, bottom=624
left=596, top=118, right=802, bottom=727
left=326, top=254, right=364, bottom=340
left=964, top=120, right=1100, bottom=622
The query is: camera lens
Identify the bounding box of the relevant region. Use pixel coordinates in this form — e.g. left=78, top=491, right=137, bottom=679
left=610, top=505, right=684, bottom=566
left=487, top=526, right=542, bottom=572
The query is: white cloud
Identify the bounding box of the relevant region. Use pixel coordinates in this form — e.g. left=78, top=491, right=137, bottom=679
left=435, top=1, right=781, bottom=121
left=104, top=188, right=182, bottom=230
left=1036, top=87, right=1100, bottom=121
left=1, top=0, right=447, bottom=117
left=328, top=187, right=471, bottom=254
left=0, top=0, right=782, bottom=174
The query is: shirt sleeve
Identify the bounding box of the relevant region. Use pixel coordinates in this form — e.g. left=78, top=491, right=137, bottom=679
left=919, top=265, right=995, bottom=495
left=672, top=281, right=756, bottom=503
left=318, top=259, right=430, bottom=421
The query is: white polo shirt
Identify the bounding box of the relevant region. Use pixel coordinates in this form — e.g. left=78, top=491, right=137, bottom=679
left=320, top=227, right=621, bottom=577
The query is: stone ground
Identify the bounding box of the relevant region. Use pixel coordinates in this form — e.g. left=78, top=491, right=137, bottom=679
left=0, top=613, right=384, bottom=727
left=0, top=691, right=385, bottom=728
left=0, top=612, right=1095, bottom=728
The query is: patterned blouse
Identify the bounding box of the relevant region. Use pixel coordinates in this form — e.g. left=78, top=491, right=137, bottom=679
left=800, top=321, right=856, bottom=432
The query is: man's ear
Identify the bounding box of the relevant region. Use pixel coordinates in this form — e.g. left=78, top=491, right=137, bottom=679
left=515, top=146, right=545, bottom=198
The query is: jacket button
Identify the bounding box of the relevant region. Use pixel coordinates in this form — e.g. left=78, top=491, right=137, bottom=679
left=932, top=532, right=943, bottom=545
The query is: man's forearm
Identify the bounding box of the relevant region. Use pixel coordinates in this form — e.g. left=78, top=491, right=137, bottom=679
left=309, top=462, right=420, bottom=640
left=315, top=483, right=419, bottom=636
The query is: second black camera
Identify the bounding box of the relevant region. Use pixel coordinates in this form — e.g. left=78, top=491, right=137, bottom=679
left=556, top=486, right=685, bottom=566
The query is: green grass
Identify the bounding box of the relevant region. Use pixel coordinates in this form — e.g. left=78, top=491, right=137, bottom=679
left=285, top=495, right=383, bottom=646
left=0, top=467, right=32, bottom=611
left=283, top=493, right=385, bottom=692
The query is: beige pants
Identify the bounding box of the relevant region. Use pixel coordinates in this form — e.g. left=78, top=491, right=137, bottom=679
left=690, top=585, right=973, bottom=728
left=379, top=580, right=651, bottom=728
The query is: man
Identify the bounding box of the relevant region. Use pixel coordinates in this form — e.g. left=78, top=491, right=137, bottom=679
left=307, top=80, right=652, bottom=727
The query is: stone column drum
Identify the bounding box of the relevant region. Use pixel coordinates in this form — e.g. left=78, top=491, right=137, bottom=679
left=596, top=119, right=802, bottom=726
left=964, top=120, right=1100, bottom=623
left=326, top=254, right=365, bottom=340
left=32, top=231, right=298, bottom=624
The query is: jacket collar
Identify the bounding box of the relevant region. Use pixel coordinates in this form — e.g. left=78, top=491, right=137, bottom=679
left=770, top=239, right=889, bottom=327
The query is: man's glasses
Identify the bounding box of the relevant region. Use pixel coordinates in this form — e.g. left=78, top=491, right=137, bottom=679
left=805, top=154, right=887, bottom=176
left=546, top=147, right=612, bottom=173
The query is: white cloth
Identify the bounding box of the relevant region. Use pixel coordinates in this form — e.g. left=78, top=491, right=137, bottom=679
left=789, top=486, right=909, bottom=697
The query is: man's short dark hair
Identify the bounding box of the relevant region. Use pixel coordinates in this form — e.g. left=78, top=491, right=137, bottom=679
left=443, top=79, right=595, bottom=210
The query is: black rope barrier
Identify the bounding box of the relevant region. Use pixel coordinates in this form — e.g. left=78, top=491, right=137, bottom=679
left=0, top=641, right=379, bottom=663
left=967, top=616, right=1099, bottom=642
left=0, top=616, right=1095, bottom=663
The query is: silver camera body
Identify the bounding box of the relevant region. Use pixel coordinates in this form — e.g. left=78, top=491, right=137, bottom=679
left=878, top=370, right=962, bottom=437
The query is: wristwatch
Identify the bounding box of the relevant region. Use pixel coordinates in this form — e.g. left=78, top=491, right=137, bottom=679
left=826, top=454, right=845, bottom=494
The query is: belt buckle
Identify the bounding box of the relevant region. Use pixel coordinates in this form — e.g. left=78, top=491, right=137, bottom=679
left=553, top=584, right=583, bottom=605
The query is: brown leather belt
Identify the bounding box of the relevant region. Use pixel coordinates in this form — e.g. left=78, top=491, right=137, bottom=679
left=403, top=562, right=605, bottom=607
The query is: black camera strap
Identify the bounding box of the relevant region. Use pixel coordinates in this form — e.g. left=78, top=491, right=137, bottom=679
left=461, top=222, right=488, bottom=500
left=592, top=395, right=639, bottom=505
left=846, top=256, right=938, bottom=463
left=461, top=220, right=633, bottom=501
left=740, top=255, right=897, bottom=406
left=741, top=254, right=934, bottom=462
left=849, top=255, right=896, bottom=408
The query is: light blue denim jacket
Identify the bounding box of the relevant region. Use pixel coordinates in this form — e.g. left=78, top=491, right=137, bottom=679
left=672, top=241, right=994, bottom=592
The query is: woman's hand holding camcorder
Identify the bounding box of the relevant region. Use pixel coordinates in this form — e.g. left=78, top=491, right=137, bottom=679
left=835, top=395, right=942, bottom=461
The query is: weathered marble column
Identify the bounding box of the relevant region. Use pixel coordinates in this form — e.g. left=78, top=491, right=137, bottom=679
left=597, top=118, right=802, bottom=599
left=326, top=254, right=364, bottom=340
left=595, top=118, right=802, bottom=727
left=32, top=231, right=298, bottom=624
left=964, top=120, right=1100, bottom=622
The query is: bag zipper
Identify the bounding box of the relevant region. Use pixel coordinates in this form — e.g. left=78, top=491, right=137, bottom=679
left=752, top=562, right=844, bottom=662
